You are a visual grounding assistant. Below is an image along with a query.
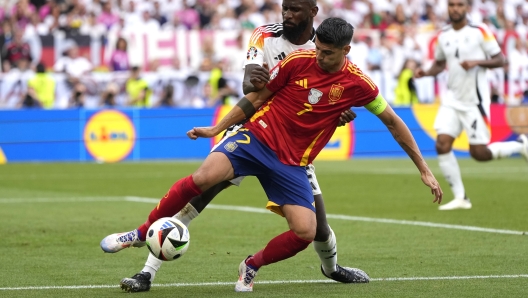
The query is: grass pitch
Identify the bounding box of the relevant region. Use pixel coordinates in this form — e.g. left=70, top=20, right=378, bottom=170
left=0, top=158, right=527, bottom=297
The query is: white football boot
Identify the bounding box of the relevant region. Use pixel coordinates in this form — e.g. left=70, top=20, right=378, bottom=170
left=235, top=256, right=258, bottom=292
left=100, top=229, right=145, bottom=253
left=439, top=197, right=472, bottom=211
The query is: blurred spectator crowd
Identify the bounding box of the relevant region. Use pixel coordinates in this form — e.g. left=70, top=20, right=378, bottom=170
left=1, top=0, right=528, bottom=109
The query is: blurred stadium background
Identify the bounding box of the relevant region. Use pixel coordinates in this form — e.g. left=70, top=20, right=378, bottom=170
left=1, top=1, right=528, bottom=296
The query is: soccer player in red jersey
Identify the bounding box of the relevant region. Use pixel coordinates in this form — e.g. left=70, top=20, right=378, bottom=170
left=118, top=1, right=361, bottom=292
left=101, top=18, right=442, bottom=292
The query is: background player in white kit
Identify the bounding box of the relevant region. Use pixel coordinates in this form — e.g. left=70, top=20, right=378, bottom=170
left=117, top=0, right=361, bottom=292
left=415, top=0, right=528, bottom=211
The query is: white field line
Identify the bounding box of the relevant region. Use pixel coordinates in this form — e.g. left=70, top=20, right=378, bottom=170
left=1, top=274, right=528, bottom=291
left=0, top=197, right=124, bottom=203
left=1, top=196, right=525, bottom=236
left=125, top=197, right=528, bottom=236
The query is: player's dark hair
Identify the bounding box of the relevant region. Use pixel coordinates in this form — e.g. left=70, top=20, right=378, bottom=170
left=315, top=17, right=354, bottom=48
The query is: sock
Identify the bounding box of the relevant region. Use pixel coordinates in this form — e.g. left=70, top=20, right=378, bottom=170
left=246, top=230, right=312, bottom=270
left=438, top=151, right=465, bottom=199
left=173, top=203, right=199, bottom=227
left=137, top=175, right=202, bottom=240
left=313, top=226, right=337, bottom=274
left=487, top=141, right=523, bottom=159
left=142, top=254, right=163, bottom=282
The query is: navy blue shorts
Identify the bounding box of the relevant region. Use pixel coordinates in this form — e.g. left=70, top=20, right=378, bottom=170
left=212, top=129, right=315, bottom=216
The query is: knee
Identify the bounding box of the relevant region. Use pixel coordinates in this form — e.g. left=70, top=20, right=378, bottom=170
left=190, top=170, right=209, bottom=190
left=291, top=224, right=316, bottom=241
left=469, top=147, right=492, bottom=161
left=435, top=141, right=451, bottom=154
left=314, top=223, right=330, bottom=242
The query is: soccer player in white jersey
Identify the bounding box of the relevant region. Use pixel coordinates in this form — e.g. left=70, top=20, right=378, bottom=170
left=415, top=0, right=528, bottom=211
left=117, top=0, right=362, bottom=292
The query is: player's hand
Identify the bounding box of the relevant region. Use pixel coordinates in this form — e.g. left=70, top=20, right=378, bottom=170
left=460, top=60, right=478, bottom=71
left=187, top=127, right=218, bottom=140
left=338, top=109, right=357, bottom=126
left=249, top=63, right=270, bottom=91
left=420, top=170, right=443, bottom=204
left=414, top=68, right=426, bottom=79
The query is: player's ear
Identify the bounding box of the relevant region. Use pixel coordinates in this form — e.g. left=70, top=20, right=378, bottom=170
left=311, top=6, right=318, bottom=18
left=343, top=45, right=351, bottom=56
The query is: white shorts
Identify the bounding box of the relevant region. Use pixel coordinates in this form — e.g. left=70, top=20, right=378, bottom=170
left=434, top=105, right=490, bottom=145
left=211, top=125, right=322, bottom=195
left=305, top=164, right=322, bottom=196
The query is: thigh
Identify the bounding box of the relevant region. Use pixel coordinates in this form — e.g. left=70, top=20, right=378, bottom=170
left=460, top=106, right=490, bottom=145
left=192, top=152, right=235, bottom=190
left=434, top=105, right=463, bottom=139
left=281, top=204, right=316, bottom=240
left=259, top=163, right=315, bottom=217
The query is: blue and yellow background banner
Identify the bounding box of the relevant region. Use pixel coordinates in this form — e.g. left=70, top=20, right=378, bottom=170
left=0, top=105, right=524, bottom=163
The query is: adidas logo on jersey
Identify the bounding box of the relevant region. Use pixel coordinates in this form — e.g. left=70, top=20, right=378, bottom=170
left=295, top=79, right=308, bottom=88
left=274, top=52, right=287, bottom=60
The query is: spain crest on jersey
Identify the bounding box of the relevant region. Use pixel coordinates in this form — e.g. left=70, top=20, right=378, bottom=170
left=308, top=88, right=323, bottom=104
left=329, top=84, right=344, bottom=105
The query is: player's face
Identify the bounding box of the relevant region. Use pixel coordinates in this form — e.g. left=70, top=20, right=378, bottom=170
left=315, top=38, right=350, bottom=72
left=282, top=0, right=316, bottom=42
left=447, top=0, right=467, bottom=23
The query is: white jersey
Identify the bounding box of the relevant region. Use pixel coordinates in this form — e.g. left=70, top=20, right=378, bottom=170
left=243, top=23, right=316, bottom=69
left=435, top=23, right=501, bottom=112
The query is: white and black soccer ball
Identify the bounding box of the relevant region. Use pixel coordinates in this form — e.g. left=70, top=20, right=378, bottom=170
left=146, top=217, right=190, bottom=261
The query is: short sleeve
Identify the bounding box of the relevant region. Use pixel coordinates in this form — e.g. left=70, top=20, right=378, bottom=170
left=434, top=36, right=446, bottom=61
left=265, top=51, right=306, bottom=93
left=348, top=65, right=380, bottom=107
left=477, top=24, right=501, bottom=56
left=243, top=27, right=266, bottom=68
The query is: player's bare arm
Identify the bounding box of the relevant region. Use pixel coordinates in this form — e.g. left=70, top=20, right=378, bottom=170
left=375, top=103, right=443, bottom=203
left=460, top=52, right=505, bottom=71
left=187, top=87, right=274, bottom=139
left=414, top=60, right=446, bottom=78
left=242, top=63, right=270, bottom=94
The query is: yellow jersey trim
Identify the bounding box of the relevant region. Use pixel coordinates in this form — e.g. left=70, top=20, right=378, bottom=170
left=300, top=130, right=325, bottom=166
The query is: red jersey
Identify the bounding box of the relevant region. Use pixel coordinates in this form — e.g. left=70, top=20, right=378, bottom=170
left=244, top=49, right=379, bottom=166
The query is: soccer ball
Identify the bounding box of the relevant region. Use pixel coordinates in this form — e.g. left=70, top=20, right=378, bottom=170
left=145, top=217, right=190, bottom=261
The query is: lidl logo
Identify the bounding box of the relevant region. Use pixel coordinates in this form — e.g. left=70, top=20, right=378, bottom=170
left=84, top=110, right=135, bottom=163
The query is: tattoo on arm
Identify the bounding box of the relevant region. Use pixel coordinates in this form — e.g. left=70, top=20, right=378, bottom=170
left=236, top=96, right=256, bottom=119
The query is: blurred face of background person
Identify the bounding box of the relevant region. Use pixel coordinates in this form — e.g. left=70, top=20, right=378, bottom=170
left=405, top=59, right=418, bottom=72
left=117, top=38, right=127, bottom=51
left=130, top=66, right=140, bottom=79
left=448, top=0, right=468, bottom=23
left=68, top=45, right=80, bottom=59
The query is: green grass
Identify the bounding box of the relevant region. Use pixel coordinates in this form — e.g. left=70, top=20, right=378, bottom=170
left=0, top=159, right=527, bottom=297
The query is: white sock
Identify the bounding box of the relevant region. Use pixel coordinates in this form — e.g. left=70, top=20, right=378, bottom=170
left=438, top=151, right=465, bottom=199
left=142, top=254, right=163, bottom=282
left=313, top=226, right=337, bottom=274
left=487, top=141, right=523, bottom=159
left=173, top=203, right=199, bottom=227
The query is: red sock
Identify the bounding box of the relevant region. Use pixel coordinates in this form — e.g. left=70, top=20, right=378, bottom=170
left=137, top=175, right=202, bottom=240
left=246, top=230, right=312, bottom=270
